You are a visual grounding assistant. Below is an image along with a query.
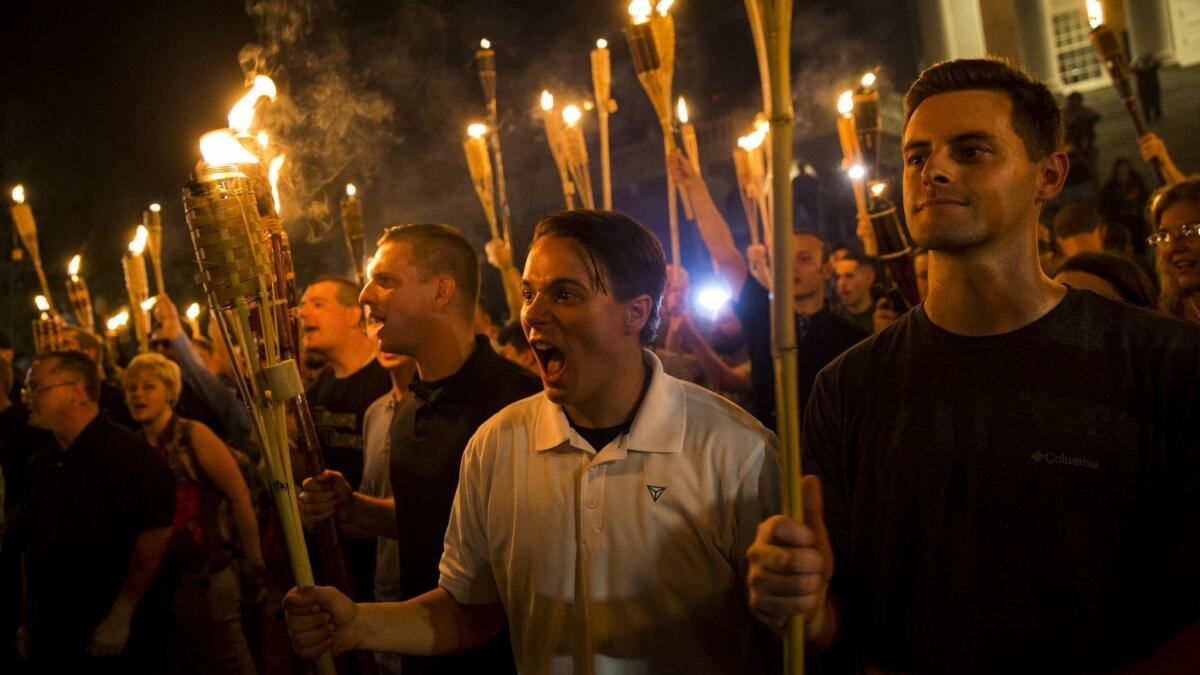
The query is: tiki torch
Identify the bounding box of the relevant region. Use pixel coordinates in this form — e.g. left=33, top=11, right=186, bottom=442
left=746, top=0, right=802, bottom=670
left=185, top=302, right=203, bottom=338
left=624, top=0, right=681, bottom=272
left=836, top=90, right=873, bottom=254
left=65, top=255, right=96, bottom=333
left=561, top=105, right=595, bottom=209
left=591, top=38, right=618, bottom=210
left=1086, top=0, right=1165, bottom=184
left=677, top=96, right=700, bottom=220
left=123, top=226, right=151, bottom=353
left=104, top=310, right=129, bottom=371
left=464, top=122, right=523, bottom=319
left=475, top=38, right=513, bottom=248
left=145, top=203, right=166, bottom=295
left=853, top=71, right=882, bottom=180
left=181, top=157, right=334, bottom=675
left=539, top=91, right=577, bottom=209
left=10, top=186, right=58, bottom=317
left=340, top=183, right=366, bottom=287
left=32, top=295, right=65, bottom=354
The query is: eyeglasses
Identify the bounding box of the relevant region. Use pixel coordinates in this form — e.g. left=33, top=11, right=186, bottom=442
left=1147, top=222, right=1200, bottom=247
left=21, top=380, right=80, bottom=400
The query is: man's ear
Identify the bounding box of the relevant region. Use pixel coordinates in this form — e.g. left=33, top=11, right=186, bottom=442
left=624, top=295, right=653, bottom=339
left=1035, top=150, right=1070, bottom=204
left=431, top=275, right=458, bottom=314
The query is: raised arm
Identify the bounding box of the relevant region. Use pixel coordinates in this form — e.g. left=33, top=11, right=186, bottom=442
left=669, top=150, right=750, bottom=297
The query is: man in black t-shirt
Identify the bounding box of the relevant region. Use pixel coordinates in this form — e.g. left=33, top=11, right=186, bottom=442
left=747, top=59, right=1200, bottom=672
left=299, top=276, right=393, bottom=605
left=17, top=351, right=175, bottom=674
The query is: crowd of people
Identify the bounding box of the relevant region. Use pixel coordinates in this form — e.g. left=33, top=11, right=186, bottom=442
left=0, top=56, right=1197, bottom=674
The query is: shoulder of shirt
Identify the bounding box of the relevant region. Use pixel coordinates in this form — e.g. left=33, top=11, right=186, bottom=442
left=1075, top=290, right=1200, bottom=355
left=812, top=307, right=915, bottom=393
left=477, top=344, right=543, bottom=393
left=674, top=377, right=775, bottom=444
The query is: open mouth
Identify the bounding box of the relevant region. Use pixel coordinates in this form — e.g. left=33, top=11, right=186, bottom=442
left=1172, top=258, right=1196, bottom=272
left=529, top=338, right=566, bottom=384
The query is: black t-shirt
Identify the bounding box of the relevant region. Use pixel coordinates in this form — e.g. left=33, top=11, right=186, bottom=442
left=19, top=414, right=175, bottom=661
left=390, top=335, right=541, bottom=675
left=735, top=275, right=868, bottom=428
left=805, top=289, right=1200, bottom=673
left=306, top=358, right=393, bottom=602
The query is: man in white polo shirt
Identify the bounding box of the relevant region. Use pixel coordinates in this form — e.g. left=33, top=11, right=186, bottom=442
left=284, top=209, right=780, bottom=673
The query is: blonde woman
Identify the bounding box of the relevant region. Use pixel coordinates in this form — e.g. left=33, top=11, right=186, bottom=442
left=1147, top=176, right=1200, bottom=325
left=122, top=353, right=261, bottom=674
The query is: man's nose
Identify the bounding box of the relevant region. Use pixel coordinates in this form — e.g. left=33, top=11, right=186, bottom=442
left=921, top=150, right=953, bottom=186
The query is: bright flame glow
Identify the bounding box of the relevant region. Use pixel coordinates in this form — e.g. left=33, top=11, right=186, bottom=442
left=562, top=105, right=582, bottom=127
left=107, top=312, right=129, bottom=332
left=656, top=0, right=674, bottom=16
left=467, top=122, right=488, bottom=138
left=35, top=295, right=49, bottom=312
left=738, top=128, right=767, bottom=151
left=541, top=90, right=554, bottom=111
left=1087, top=0, right=1103, bottom=28
left=848, top=164, right=866, bottom=181
left=228, top=75, right=278, bottom=135
left=628, top=0, right=652, bottom=24
left=11, top=185, right=25, bottom=204
left=480, top=38, right=491, bottom=49
left=346, top=183, right=357, bottom=197
left=186, top=303, right=201, bottom=321
left=68, top=255, right=81, bottom=277
left=677, top=97, right=689, bottom=124
left=596, top=38, right=608, bottom=49
left=129, top=225, right=149, bottom=255
left=861, top=71, right=877, bottom=88
left=200, top=129, right=260, bottom=166
left=149, top=203, right=161, bottom=213
left=755, top=115, right=769, bottom=134
left=269, top=155, right=285, bottom=216
left=695, top=285, right=731, bottom=320
left=257, top=131, right=269, bottom=149
left=141, top=297, right=158, bottom=312
left=871, top=182, right=887, bottom=197
left=837, top=90, right=854, bottom=115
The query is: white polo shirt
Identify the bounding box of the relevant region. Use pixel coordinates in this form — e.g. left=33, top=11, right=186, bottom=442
left=439, top=351, right=780, bottom=674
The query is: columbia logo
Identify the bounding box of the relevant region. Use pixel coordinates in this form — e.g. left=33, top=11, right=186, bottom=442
left=1030, top=451, right=1098, bottom=470
left=1031, top=451, right=1046, bottom=463
left=646, top=485, right=666, bottom=502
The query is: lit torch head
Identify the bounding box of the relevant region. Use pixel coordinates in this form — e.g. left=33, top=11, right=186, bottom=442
left=677, top=96, right=689, bottom=124
left=860, top=71, right=877, bottom=89
left=149, top=203, right=161, bottom=213
left=346, top=183, right=357, bottom=198
left=129, top=225, right=149, bottom=255
left=141, top=297, right=158, bottom=312
left=468, top=122, right=488, bottom=138
left=541, top=90, right=555, bottom=112
left=596, top=38, right=608, bottom=49
left=68, top=254, right=81, bottom=277
left=35, top=295, right=50, bottom=312
left=561, top=105, right=582, bottom=127
left=838, top=90, right=854, bottom=116
left=228, top=75, right=277, bottom=136
left=1087, top=0, right=1103, bottom=29
left=655, top=0, right=674, bottom=17
left=186, top=303, right=201, bottom=322
left=200, top=129, right=261, bottom=167
left=848, top=164, right=866, bottom=181
left=11, top=185, right=25, bottom=204
left=628, top=0, right=652, bottom=24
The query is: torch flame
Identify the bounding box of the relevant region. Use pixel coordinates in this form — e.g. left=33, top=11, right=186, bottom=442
left=540, top=90, right=554, bottom=111
left=228, top=75, right=278, bottom=135
left=149, top=202, right=161, bottom=213
left=11, top=185, right=25, bottom=204
left=1087, top=0, right=1103, bottom=29
left=199, top=129, right=261, bottom=166
left=596, top=38, right=608, bottom=49
left=129, top=225, right=149, bottom=255
left=467, top=122, right=488, bottom=138
left=346, top=183, right=357, bottom=197
left=738, top=128, right=766, bottom=152
left=848, top=164, right=866, bottom=181
left=837, top=90, right=854, bottom=115
left=257, top=131, right=269, bottom=150
left=656, top=0, right=674, bottom=16
left=628, top=0, right=652, bottom=24
left=480, top=38, right=491, bottom=49
left=562, top=105, right=582, bottom=127
left=186, top=303, right=201, bottom=321
left=141, top=297, right=158, bottom=312
left=268, top=154, right=285, bottom=216
left=677, top=97, right=689, bottom=124
left=35, top=295, right=50, bottom=312
left=68, top=254, right=81, bottom=277
left=861, top=71, right=877, bottom=88
left=870, top=182, right=887, bottom=197
left=107, top=312, right=129, bottom=332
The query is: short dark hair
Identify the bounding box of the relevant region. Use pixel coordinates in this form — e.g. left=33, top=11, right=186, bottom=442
left=1053, top=202, right=1103, bottom=238
left=497, top=321, right=530, bottom=352
left=794, top=229, right=831, bottom=262
left=904, top=58, right=1063, bottom=161
left=532, top=210, right=666, bottom=344
left=1056, top=251, right=1156, bottom=308
left=307, top=275, right=362, bottom=308
left=378, top=224, right=480, bottom=321
left=34, top=350, right=101, bottom=402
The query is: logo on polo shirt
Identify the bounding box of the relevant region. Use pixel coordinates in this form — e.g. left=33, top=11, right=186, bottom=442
left=1031, top=450, right=1099, bottom=470
left=646, top=485, right=666, bottom=502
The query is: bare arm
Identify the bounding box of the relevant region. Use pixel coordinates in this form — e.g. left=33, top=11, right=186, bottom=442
left=669, top=151, right=749, bottom=297
left=298, top=470, right=400, bottom=540
left=675, top=312, right=751, bottom=392
left=284, top=585, right=506, bottom=658
left=190, top=422, right=264, bottom=572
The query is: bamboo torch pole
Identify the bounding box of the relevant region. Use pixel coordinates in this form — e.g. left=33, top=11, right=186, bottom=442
left=539, top=91, right=577, bottom=209
left=465, top=123, right=523, bottom=321
left=476, top=39, right=514, bottom=248
left=145, top=204, right=166, bottom=295
left=9, top=186, right=59, bottom=317
left=591, top=38, right=617, bottom=210
left=748, top=0, right=803, bottom=671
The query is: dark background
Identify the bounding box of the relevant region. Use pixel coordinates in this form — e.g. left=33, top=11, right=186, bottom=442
left=1, top=0, right=919, bottom=356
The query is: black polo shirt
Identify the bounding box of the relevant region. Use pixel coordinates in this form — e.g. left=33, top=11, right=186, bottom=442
left=20, top=413, right=175, bottom=666
left=390, top=335, right=540, bottom=675
left=734, top=275, right=868, bottom=429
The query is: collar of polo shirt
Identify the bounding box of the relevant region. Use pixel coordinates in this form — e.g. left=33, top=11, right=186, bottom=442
left=531, top=349, right=686, bottom=455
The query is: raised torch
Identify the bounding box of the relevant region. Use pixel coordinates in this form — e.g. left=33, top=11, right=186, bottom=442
left=475, top=38, right=513, bottom=248
left=10, top=186, right=59, bottom=317
left=65, top=254, right=96, bottom=333
left=591, top=38, right=618, bottom=210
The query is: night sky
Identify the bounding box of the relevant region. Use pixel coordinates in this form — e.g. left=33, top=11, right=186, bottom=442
left=1, top=0, right=916, bottom=354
